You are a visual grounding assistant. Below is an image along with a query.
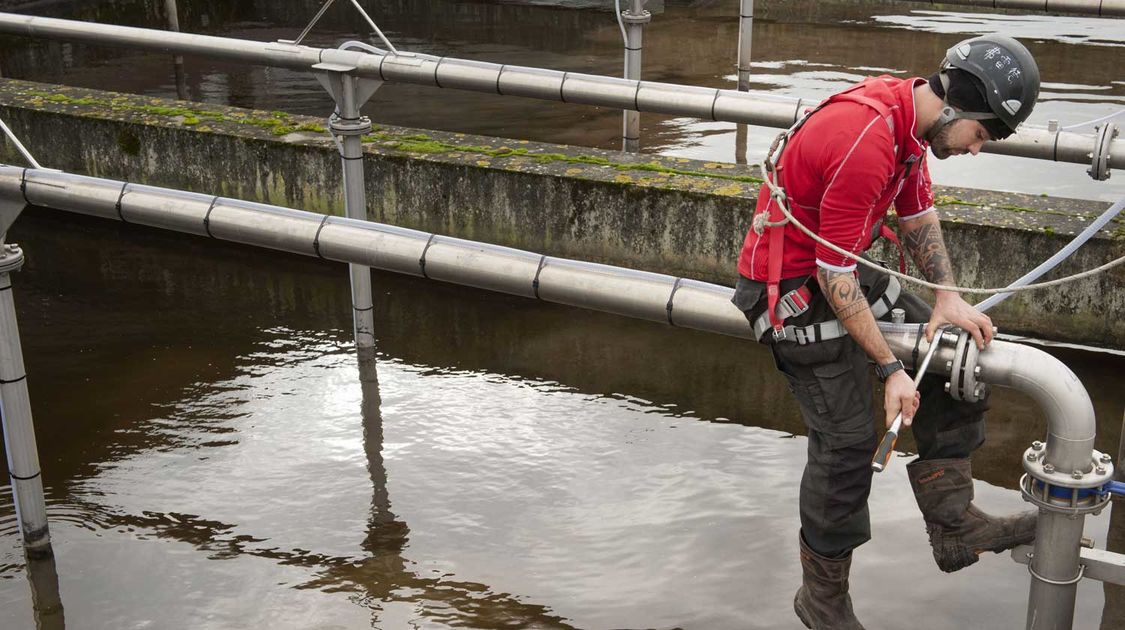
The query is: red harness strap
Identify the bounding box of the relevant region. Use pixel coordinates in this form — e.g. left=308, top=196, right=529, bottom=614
left=765, top=89, right=898, bottom=337
left=879, top=224, right=908, bottom=274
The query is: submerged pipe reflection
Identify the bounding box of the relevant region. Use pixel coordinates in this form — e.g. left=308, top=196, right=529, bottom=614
left=307, top=345, right=581, bottom=628
left=26, top=552, right=65, bottom=630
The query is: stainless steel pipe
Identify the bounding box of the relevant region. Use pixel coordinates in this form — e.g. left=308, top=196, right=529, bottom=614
left=908, top=0, right=1125, bottom=18
left=335, top=73, right=377, bottom=349
left=737, top=0, right=754, bottom=92
left=621, top=0, right=649, bottom=153
left=0, top=243, right=51, bottom=559
left=0, top=13, right=1118, bottom=170
left=162, top=0, right=186, bottom=101
left=879, top=321, right=1098, bottom=630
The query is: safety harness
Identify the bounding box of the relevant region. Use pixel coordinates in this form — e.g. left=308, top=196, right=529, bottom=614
left=755, top=81, right=912, bottom=345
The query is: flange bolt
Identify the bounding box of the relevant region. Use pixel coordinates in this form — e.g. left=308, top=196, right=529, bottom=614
left=1032, top=441, right=1044, bottom=451
left=1072, top=470, right=1085, bottom=480
left=1043, top=463, right=1055, bottom=474
left=944, top=382, right=951, bottom=393
left=1096, top=466, right=1107, bottom=476
left=1100, top=453, right=1112, bottom=464
left=973, top=366, right=981, bottom=378
left=1026, top=452, right=1038, bottom=462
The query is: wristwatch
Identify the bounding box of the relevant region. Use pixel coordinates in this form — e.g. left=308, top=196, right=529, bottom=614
left=875, top=359, right=905, bottom=383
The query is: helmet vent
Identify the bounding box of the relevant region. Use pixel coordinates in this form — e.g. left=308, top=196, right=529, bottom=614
left=956, top=44, right=972, bottom=60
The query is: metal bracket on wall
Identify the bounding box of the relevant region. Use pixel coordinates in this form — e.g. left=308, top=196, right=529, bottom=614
left=312, top=62, right=383, bottom=115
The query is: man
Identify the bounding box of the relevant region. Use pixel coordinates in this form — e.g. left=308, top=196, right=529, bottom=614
left=731, top=36, right=1041, bottom=629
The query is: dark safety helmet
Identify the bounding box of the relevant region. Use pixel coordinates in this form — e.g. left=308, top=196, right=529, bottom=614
left=934, top=35, right=1040, bottom=139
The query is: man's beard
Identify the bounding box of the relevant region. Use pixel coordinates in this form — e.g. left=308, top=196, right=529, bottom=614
left=930, top=123, right=955, bottom=160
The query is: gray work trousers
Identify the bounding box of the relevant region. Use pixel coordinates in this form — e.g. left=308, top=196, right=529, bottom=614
left=732, top=268, right=989, bottom=558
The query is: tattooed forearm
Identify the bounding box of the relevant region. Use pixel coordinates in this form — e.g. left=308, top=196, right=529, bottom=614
left=902, top=218, right=955, bottom=286
left=816, top=267, right=897, bottom=364
left=817, top=268, right=869, bottom=322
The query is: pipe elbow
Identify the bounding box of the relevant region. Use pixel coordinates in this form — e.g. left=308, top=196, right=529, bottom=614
left=877, top=322, right=1096, bottom=474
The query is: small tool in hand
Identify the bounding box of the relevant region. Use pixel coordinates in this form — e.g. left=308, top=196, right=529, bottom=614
left=871, top=326, right=946, bottom=473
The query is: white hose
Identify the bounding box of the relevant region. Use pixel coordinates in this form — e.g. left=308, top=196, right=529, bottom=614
left=975, top=195, right=1125, bottom=311
left=614, top=0, right=627, bottom=44
left=1061, top=108, right=1125, bottom=132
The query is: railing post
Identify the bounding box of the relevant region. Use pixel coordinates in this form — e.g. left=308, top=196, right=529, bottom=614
left=0, top=241, right=52, bottom=559
left=162, top=0, right=187, bottom=100
left=621, top=0, right=650, bottom=153
left=736, top=0, right=753, bottom=92
left=314, top=65, right=382, bottom=351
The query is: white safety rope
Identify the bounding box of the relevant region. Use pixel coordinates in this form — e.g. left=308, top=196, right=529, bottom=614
left=757, top=125, right=1125, bottom=295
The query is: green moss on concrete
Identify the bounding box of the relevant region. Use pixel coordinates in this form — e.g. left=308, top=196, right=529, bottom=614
left=366, top=133, right=763, bottom=186
left=24, top=89, right=326, bottom=137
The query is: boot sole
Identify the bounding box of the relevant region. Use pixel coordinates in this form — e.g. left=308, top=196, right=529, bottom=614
left=928, top=522, right=1037, bottom=573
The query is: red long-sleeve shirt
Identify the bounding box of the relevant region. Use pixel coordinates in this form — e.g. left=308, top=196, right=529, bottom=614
left=738, top=76, right=935, bottom=281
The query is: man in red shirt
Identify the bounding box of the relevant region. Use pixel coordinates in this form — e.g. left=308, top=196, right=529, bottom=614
left=731, top=36, right=1041, bottom=629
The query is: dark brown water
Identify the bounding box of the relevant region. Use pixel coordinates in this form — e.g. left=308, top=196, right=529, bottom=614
left=0, top=204, right=1122, bottom=630
left=0, top=0, right=1122, bottom=201
left=0, top=1, right=1124, bottom=629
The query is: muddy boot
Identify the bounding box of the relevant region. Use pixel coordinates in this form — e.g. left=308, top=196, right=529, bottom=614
left=793, top=534, right=866, bottom=630
left=907, top=457, right=1037, bottom=573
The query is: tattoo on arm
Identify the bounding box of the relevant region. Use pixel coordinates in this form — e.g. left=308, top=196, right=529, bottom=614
left=903, top=221, right=955, bottom=285
left=817, top=268, right=869, bottom=322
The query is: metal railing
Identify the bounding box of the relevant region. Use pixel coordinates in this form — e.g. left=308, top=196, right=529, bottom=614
left=0, top=12, right=1119, bottom=176
left=903, top=0, right=1125, bottom=17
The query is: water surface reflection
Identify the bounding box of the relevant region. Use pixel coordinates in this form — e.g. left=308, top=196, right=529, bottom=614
left=0, top=208, right=1121, bottom=628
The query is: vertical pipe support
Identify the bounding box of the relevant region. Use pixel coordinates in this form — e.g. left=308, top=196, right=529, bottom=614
left=0, top=243, right=51, bottom=559
left=736, top=0, right=754, bottom=92
left=314, top=64, right=382, bottom=350
left=621, top=0, right=650, bottom=153
left=163, top=0, right=187, bottom=100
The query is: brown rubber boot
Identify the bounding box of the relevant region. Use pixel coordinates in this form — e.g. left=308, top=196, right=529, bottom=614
left=793, top=534, right=866, bottom=630
left=907, top=457, right=1037, bottom=573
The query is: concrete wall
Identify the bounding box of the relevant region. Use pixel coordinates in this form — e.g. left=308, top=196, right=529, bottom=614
left=0, top=78, right=1121, bottom=346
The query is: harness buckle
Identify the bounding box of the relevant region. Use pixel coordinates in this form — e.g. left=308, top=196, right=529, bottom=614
left=778, top=290, right=809, bottom=319
left=772, top=327, right=790, bottom=343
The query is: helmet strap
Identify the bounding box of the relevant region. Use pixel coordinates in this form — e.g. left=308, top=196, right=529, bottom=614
left=925, top=69, right=999, bottom=143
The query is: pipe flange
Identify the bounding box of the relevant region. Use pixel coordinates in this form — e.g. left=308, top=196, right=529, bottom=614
left=960, top=335, right=983, bottom=402
left=946, top=330, right=969, bottom=401
left=1088, top=122, right=1116, bottom=181
left=329, top=116, right=373, bottom=136
left=621, top=10, right=652, bottom=25
left=1024, top=448, right=1115, bottom=489
left=0, top=243, right=25, bottom=274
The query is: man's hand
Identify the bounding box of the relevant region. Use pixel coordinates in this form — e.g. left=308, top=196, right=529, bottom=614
left=926, top=291, right=994, bottom=349
left=884, top=370, right=920, bottom=428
